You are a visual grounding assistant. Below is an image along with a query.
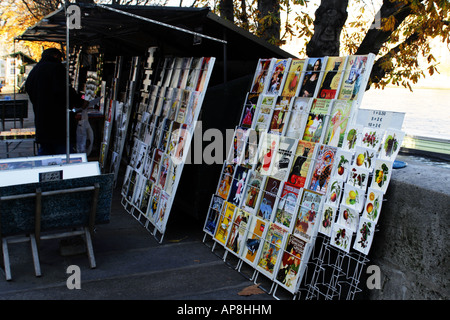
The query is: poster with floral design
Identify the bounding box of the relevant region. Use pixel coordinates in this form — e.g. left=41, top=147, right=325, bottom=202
left=338, top=204, right=359, bottom=232
left=319, top=203, right=338, bottom=237
left=353, top=146, right=376, bottom=171
left=362, top=188, right=384, bottom=224
left=331, top=149, right=353, bottom=181
left=347, top=165, right=370, bottom=191
left=370, top=158, right=393, bottom=194
left=342, top=124, right=363, bottom=151
left=379, top=128, right=405, bottom=161
left=325, top=177, right=343, bottom=206
left=341, top=182, right=364, bottom=212
left=353, top=217, right=376, bottom=255
left=330, top=223, right=353, bottom=253
left=361, top=127, right=385, bottom=151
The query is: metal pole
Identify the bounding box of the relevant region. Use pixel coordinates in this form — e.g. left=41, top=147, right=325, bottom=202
left=13, top=39, right=17, bottom=128
left=65, top=1, right=70, bottom=163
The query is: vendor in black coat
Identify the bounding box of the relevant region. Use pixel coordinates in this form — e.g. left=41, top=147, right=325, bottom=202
left=25, top=48, right=87, bottom=155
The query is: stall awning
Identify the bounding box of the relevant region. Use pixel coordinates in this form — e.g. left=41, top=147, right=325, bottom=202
left=17, top=3, right=296, bottom=60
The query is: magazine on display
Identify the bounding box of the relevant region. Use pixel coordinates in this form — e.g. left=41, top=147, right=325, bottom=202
left=214, top=201, right=237, bottom=246
left=256, top=222, right=288, bottom=279
left=286, top=140, right=317, bottom=190
left=154, top=189, right=171, bottom=233
left=299, top=57, right=326, bottom=98
left=353, top=146, right=376, bottom=171
left=360, top=127, right=385, bottom=151
left=273, top=182, right=302, bottom=231
left=309, top=144, right=337, bottom=195
left=318, top=203, right=338, bottom=237
left=302, top=98, right=333, bottom=144
left=228, top=127, right=248, bottom=165
left=240, top=129, right=259, bottom=169
left=341, top=182, right=365, bottom=212
left=285, top=97, right=312, bottom=139
left=379, top=128, right=405, bottom=161
left=323, top=99, right=353, bottom=148
left=293, top=189, right=323, bottom=242
left=254, top=94, right=277, bottom=132
left=241, top=216, right=267, bottom=266
left=318, top=56, right=348, bottom=100
left=250, top=58, right=275, bottom=94
left=203, top=195, right=225, bottom=236
left=266, top=58, right=291, bottom=95
left=270, top=135, right=297, bottom=182
left=275, top=234, right=309, bottom=293
left=241, top=170, right=265, bottom=215
left=281, top=59, right=306, bottom=97
left=225, top=208, right=253, bottom=257
left=257, top=176, right=282, bottom=221
left=338, top=203, right=360, bottom=232
left=239, top=93, right=260, bottom=129
left=202, top=53, right=386, bottom=297
left=269, top=96, right=292, bottom=135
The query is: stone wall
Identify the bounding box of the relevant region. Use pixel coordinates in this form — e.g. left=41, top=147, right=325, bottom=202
left=367, top=159, right=450, bottom=300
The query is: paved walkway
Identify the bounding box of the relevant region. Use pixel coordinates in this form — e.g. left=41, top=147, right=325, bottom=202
left=0, top=87, right=283, bottom=301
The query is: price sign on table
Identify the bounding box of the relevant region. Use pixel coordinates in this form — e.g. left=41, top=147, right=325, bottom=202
left=39, top=170, right=63, bottom=182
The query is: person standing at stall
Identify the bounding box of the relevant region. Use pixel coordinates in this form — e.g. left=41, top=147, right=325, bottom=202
left=25, top=48, right=87, bottom=155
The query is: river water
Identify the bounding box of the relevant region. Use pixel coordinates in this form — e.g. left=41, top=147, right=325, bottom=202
left=359, top=87, right=450, bottom=140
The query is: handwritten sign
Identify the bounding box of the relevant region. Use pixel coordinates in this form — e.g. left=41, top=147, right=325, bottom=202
left=356, top=109, right=405, bottom=130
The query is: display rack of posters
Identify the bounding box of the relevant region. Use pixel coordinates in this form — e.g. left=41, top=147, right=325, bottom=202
left=121, top=50, right=215, bottom=242
left=201, top=53, right=407, bottom=300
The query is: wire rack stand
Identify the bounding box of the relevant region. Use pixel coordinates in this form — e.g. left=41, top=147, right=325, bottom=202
left=300, top=234, right=370, bottom=300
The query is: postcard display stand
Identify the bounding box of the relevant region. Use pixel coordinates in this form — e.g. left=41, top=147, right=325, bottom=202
left=120, top=50, right=216, bottom=243
left=203, top=54, right=406, bottom=299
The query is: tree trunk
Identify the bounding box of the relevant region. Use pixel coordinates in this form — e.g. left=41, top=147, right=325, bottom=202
left=356, top=0, right=413, bottom=55
left=219, top=0, right=234, bottom=23
left=239, top=0, right=249, bottom=31
left=257, top=0, right=281, bottom=44
left=306, top=0, right=349, bottom=57
left=355, top=0, right=415, bottom=88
